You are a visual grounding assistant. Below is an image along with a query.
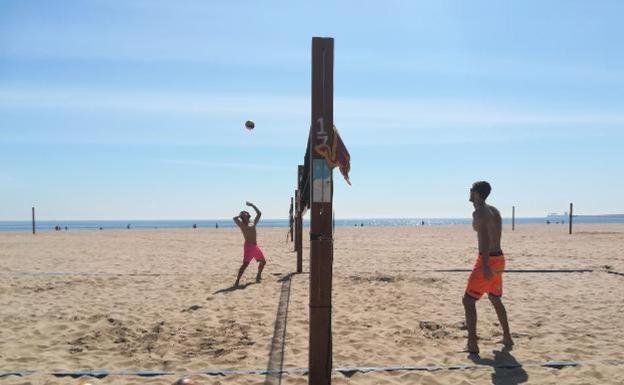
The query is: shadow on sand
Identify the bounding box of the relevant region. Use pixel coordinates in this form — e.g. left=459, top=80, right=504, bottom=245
left=264, top=272, right=296, bottom=385
left=213, top=282, right=257, bottom=294
left=469, top=347, right=529, bottom=385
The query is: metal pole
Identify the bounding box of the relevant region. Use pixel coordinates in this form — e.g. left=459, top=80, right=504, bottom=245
left=512, top=206, right=515, bottom=231
left=32, top=206, right=36, bottom=234
left=569, top=203, right=573, bottom=234
left=309, top=36, right=334, bottom=385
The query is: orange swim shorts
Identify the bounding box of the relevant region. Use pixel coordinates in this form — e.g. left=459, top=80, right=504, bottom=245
left=465, top=253, right=505, bottom=300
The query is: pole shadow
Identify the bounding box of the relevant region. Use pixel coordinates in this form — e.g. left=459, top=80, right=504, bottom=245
left=264, top=272, right=296, bottom=385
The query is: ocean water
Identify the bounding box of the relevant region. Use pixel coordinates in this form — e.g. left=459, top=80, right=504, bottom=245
left=0, top=216, right=623, bottom=232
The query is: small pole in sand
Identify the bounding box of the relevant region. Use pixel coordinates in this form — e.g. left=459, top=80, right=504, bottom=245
left=295, top=190, right=300, bottom=259
left=569, top=203, right=573, bottom=234
left=32, top=206, right=36, bottom=234
left=289, top=197, right=294, bottom=242
left=293, top=191, right=298, bottom=249
left=512, top=206, right=515, bottom=231
left=296, top=165, right=304, bottom=273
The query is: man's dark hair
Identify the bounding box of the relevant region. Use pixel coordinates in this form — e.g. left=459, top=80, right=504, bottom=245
left=472, top=181, right=492, bottom=200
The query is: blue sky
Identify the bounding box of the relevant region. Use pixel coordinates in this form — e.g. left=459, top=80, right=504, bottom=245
left=1, top=0, right=623, bottom=220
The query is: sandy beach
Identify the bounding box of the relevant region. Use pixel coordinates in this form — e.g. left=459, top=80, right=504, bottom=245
left=1, top=224, right=623, bottom=384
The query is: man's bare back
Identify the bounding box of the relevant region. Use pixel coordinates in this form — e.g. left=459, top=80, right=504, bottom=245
left=473, top=204, right=502, bottom=255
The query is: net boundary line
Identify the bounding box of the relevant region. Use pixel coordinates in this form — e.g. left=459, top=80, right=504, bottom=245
left=5, top=268, right=622, bottom=277
left=264, top=272, right=295, bottom=384
left=2, top=360, right=623, bottom=379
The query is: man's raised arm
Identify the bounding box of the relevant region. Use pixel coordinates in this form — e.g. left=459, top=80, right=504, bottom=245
left=246, top=201, right=262, bottom=225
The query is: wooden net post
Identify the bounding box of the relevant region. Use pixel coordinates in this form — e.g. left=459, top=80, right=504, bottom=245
left=308, top=36, right=334, bottom=385
left=569, top=203, right=573, bottom=234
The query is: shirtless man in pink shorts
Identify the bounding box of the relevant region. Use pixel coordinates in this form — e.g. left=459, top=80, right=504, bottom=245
left=233, top=201, right=266, bottom=287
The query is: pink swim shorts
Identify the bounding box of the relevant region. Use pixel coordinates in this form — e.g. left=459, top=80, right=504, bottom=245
left=243, top=243, right=266, bottom=263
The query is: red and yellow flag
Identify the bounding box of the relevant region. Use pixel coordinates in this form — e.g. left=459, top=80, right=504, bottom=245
left=314, top=125, right=351, bottom=185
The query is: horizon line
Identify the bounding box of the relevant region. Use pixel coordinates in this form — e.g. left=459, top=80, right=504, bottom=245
left=1, top=214, right=623, bottom=222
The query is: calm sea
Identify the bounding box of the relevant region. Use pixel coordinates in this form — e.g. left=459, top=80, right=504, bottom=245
left=1, top=216, right=623, bottom=232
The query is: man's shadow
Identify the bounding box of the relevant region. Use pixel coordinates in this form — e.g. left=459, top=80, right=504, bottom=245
left=469, top=347, right=529, bottom=385
left=213, top=282, right=257, bottom=294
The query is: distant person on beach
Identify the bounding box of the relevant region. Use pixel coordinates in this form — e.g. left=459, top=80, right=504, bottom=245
left=463, top=181, right=513, bottom=354
left=233, top=201, right=266, bottom=287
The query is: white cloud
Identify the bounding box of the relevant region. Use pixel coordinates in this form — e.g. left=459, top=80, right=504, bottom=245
left=0, top=172, right=17, bottom=185
left=340, top=52, right=624, bottom=83
left=3, top=86, right=624, bottom=125
left=160, top=159, right=291, bottom=171
left=0, top=88, right=308, bottom=117
left=1, top=86, right=623, bottom=146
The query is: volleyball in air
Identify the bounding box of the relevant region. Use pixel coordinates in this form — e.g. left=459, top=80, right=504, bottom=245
left=245, top=120, right=255, bottom=130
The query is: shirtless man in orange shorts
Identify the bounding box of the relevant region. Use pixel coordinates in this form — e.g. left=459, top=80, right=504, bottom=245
left=233, top=201, right=266, bottom=287
left=463, top=181, right=513, bottom=354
